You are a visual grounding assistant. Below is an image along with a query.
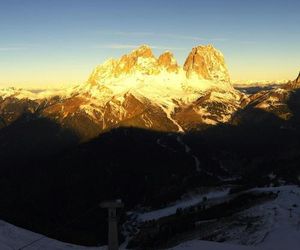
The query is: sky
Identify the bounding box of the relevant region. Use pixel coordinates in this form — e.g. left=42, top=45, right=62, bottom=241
left=0, top=0, right=300, bottom=88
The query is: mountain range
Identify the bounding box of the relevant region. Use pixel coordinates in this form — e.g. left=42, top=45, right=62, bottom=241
left=1, top=45, right=299, bottom=141
left=0, top=45, right=261, bottom=138
left=0, top=45, right=300, bottom=247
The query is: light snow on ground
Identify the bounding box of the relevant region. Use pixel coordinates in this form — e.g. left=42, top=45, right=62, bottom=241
left=137, top=188, right=230, bottom=221
left=0, top=186, right=299, bottom=249
left=0, top=220, right=103, bottom=250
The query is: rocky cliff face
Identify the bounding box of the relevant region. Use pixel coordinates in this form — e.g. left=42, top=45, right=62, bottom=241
left=183, top=45, right=230, bottom=83
left=88, top=44, right=231, bottom=86
left=88, top=45, right=159, bottom=85
left=157, top=51, right=179, bottom=73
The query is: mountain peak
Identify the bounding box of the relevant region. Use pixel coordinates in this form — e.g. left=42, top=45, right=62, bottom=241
left=196, top=44, right=215, bottom=50
left=158, top=51, right=179, bottom=73
left=88, top=45, right=158, bottom=83
left=183, top=45, right=230, bottom=83
left=88, top=44, right=232, bottom=88
left=130, top=44, right=154, bottom=58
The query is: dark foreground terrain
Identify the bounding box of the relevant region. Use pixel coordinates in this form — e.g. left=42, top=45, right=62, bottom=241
left=0, top=87, right=300, bottom=246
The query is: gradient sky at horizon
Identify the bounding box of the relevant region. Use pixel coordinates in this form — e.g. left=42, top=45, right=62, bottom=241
left=0, top=0, right=300, bottom=87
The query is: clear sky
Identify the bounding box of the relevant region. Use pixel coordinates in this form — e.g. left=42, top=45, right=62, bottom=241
left=0, top=0, right=299, bottom=88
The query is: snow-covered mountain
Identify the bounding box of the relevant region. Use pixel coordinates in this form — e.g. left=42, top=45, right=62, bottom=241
left=1, top=46, right=299, bottom=139
left=71, top=44, right=241, bottom=131
left=232, top=71, right=300, bottom=124
left=0, top=44, right=245, bottom=140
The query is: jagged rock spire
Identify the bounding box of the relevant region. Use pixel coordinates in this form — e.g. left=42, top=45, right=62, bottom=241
left=296, top=71, right=300, bottom=83
left=183, top=45, right=230, bottom=83
left=283, top=71, right=300, bottom=90
left=88, top=44, right=232, bottom=86
left=129, top=44, right=154, bottom=58
left=158, top=51, right=179, bottom=73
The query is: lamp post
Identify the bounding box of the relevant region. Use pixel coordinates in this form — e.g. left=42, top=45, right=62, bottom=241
left=100, top=200, right=124, bottom=250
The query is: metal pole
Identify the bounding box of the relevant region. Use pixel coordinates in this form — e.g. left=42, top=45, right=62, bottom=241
left=108, top=208, right=118, bottom=250
left=100, top=200, right=124, bottom=250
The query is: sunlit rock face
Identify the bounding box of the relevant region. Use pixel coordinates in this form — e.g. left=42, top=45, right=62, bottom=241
left=89, top=44, right=231, bottom=86
left=0, top=44, right=250, bottom=140
left=88, top=45, right=160, bottom=85
left=296, top=72, right=300, bottom=83
left=157, top=51, right=179, bottom=73
left=78, top=44, right=242, bottom=135
left=89, top=45, right=180, bottom=85
left=183, top=45, right=230, bottom=83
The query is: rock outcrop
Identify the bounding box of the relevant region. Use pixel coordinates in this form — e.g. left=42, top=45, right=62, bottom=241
left=89, top=44, right=231, bottom=86
left=157, top=51, right=179, bottom=73
left=183, top=45, right=230, bottom=83
left=284, top=71, right=300, bottom=90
